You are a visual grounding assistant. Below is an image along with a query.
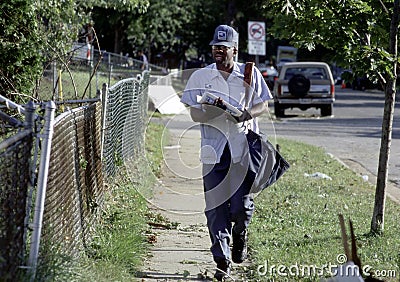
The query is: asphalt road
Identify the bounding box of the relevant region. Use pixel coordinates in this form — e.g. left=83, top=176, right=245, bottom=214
left=263, top=86, right=400, bottom=194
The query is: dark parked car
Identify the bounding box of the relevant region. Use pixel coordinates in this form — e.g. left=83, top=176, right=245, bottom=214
left=337, top=70, right=383, bottom=90
left=352, top=76, right=383, bottom=91
left=258, top=65, right=279, bottom=91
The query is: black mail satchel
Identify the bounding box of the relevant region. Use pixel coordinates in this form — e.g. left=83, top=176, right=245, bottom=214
left=243, top=62, right=290, bottom=193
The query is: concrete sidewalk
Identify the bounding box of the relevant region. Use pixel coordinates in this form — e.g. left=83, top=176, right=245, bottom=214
left=140, top=113, right=249, bottom=281
left=141, top=122, right=212, bottom=281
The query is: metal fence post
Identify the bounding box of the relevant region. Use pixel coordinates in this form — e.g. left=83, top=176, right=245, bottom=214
left=52, top=62, right=58, bottom=100
left=89, top=62, right=92, bottom=98
left=100, top=83, right=108, bottom=162
left=28, top=101, right=56, bottom=281
left=24, top=101, right=35, bottom=130
left=108, top=55, right=112, bottom=87
left=23, top=101, right=35, bottom=253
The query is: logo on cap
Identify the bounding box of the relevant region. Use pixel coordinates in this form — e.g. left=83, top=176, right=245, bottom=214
left=217, top=31, right=227, bottom=41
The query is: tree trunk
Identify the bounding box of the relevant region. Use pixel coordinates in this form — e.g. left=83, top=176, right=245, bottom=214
left=226, top=1, right=237, bottom=26
left=370, top=0, right=399, bottom=234
left=113, top=23, right=122, bottom=54
left=147, top=36, right=153, bottom=65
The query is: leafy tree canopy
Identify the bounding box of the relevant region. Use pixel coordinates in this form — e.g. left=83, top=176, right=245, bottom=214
left=0, top=0, right=149, bottom=101
left=79, top=0, right=148, bottom=12
left=127, top=0, right=224, bottom=52
left=262, top=0, right=395, bottom=83
left=1, top=0, right=83, bottom=100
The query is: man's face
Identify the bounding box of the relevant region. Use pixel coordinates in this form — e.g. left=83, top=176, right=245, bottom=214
left=211, top=45, right=236, bottom=67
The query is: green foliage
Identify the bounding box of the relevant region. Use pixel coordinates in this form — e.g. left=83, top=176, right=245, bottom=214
left=0, top=0, right=146, bottom=103
left=0, top=0, right=42, bottom=100
left=126, top=0, right=201, bottom=51
left=4, top=0, right=396, bottom=102
left=0, top=0, right=84, bottom=102
left=262, top=0, right=395, bottom=83
left=145, top=120, right=168, bottom=178
left=85, top=177, right=149, bottom=274
left=78, top=0, right=148, bottom=12
left=91, top=0, right=228, bottom=59
left=87, top=0, right=149, bottom=55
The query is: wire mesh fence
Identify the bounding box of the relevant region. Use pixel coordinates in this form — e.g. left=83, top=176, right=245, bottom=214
left=0, top=99, right=36, bottom=280
left=0, top=67, right=151, bottom=280
left=42, top=101, right=104, bottom=258
left=0, top=130, right=33, bottom=280
left=103, top=72, right=150, bottom=177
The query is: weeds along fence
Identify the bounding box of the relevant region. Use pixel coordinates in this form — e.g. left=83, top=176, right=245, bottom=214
left=36, top=50, right=163, bottom=102
left=0, top=70, right=150, bottom=280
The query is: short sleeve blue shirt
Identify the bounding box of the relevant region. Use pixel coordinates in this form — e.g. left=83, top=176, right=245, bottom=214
left=181, top=62, right=272, bottom=164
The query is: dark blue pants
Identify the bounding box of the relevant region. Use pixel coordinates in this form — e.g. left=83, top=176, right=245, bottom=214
left=203, top=144, right=256, bottom=262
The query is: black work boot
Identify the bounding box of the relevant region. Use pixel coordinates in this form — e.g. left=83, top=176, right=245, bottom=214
left=232, top=230, right=248, bottom=263
left=214, top=259, right=231, bottom=281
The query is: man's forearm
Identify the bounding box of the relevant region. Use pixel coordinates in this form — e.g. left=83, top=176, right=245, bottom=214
left=190, top=104, right=225, bottom=123
left=190, top=101, right=268, bottom=123
left=249, top=102, right=268, bottom=118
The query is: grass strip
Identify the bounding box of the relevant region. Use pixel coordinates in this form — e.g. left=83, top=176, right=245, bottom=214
left=249, top=138, right=400, bottom=281
left=70, top=121, right=167, bottom=281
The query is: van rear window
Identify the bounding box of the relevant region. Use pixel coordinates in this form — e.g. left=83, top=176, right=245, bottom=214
left=284, top=67, right=328, bottom=80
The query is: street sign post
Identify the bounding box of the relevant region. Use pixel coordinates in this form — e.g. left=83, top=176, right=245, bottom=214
left=248, top=21, right=265, bottom=65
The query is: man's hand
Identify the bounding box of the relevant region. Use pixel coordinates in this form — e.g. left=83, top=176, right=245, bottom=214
left=202, top=103, right=225, bottom=117
left=233, top=109, right=253, bottom=123
left=230, top=102, right=267, bottom=123
left=213, top=97, right=227, bottom=110
left=189, top=104, right=225, bottom=123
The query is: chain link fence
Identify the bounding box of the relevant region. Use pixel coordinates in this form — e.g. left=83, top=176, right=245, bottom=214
left=103, top=72, right=149, bottom=177
left=0, top=98, right=37, bottom=280
left=0, top=68, right=151, bottom=280
left=42, top=101, right=104, bottom=258
left=0, top=129, right=33, bottom=280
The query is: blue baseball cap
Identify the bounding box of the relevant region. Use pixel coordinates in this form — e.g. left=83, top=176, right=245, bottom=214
left=209, top=25, right=238, bottom=48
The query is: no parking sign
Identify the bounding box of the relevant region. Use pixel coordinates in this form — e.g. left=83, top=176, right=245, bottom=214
left=248, top=21, right=266, bottom=56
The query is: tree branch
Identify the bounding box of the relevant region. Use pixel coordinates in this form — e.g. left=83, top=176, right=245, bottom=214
left=378, top=0, right=389, bottom=14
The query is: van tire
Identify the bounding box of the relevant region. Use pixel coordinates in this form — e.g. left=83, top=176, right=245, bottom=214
left=288, top=74, right=310, bottom=97
left=274, top=103, right=285, bottom=117
left=321, top=104, right=333, bottom=116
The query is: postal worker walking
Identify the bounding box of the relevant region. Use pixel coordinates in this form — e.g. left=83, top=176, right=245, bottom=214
left=180, top=24, right=272, bottom=281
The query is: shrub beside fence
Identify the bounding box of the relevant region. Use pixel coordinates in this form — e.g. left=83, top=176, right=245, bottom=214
left=0, top=70, right=150, bottom=280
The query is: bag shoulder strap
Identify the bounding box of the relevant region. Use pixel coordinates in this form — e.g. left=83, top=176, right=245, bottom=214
left=244, top=62, right=254, bottom=87
left=244, top=62, right=255, bottom=108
